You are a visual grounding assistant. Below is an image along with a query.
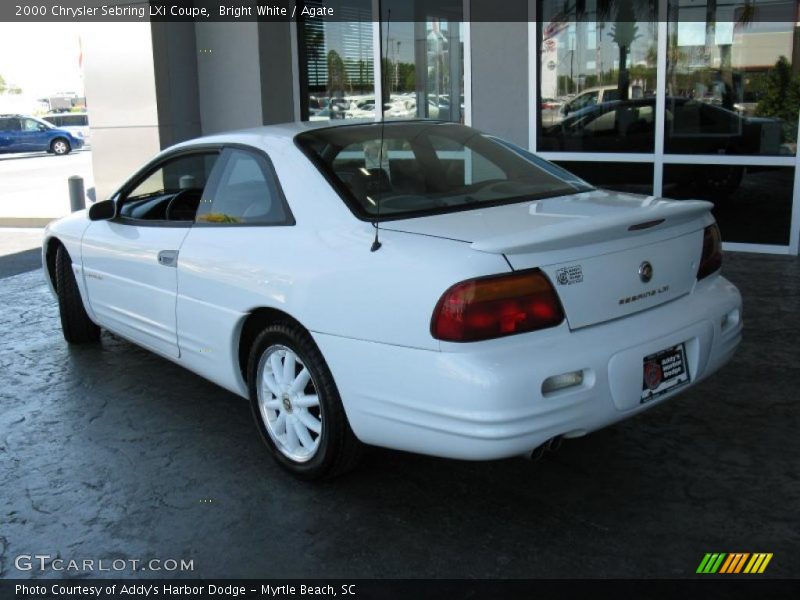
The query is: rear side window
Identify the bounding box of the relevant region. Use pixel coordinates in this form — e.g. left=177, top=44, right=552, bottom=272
left=0, top=118, right=20, bottom=131
left=196, top=148, right=292, bottom=226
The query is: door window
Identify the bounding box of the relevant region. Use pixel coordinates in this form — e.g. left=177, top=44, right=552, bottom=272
left=119, top=152, right=219, bottom=222
left=21, top=118, right=45, bottom=132
left=196, top=149, right=292, bottom=225
left=568, top=91, right=599, bottom=113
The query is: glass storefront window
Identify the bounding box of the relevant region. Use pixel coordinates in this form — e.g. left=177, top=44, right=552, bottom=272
left=380, top=20, right=464, bottom=122
left=663, top=165, right=793, bottom=245
left=538, top=0, right=658, bottom=152
left=666, top=2, right=799, bottom=156
left=554, top=160, right=654, bottom=195
left=297, top=2, right=464, bottom=124
left=298, top=0, right=374, bottom=122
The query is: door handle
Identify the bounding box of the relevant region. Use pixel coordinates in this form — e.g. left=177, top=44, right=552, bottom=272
left=157, top=250, right=178, bottom=267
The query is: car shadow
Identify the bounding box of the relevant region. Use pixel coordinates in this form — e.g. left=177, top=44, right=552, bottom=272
left=0, top=149, right=90, bottom=161
left=0, top=248, right=41, bottom=278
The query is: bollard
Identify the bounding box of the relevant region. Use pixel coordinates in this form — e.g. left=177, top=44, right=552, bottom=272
left=68, top=175, right=85, bottom=212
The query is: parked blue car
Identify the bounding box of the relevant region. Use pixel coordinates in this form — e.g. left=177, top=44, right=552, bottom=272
left=0, top=114, right=84, bottom=155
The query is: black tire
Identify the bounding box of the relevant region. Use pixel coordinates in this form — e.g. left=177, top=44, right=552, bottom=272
left=55, top=245, right=100, bottom=344
left=50, top=138, right=71, bottom=156
left=247, top=321, right=362, bottom=480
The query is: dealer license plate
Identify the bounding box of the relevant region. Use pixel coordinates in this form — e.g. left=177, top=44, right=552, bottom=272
left=641, top=343, right=690, bottom=404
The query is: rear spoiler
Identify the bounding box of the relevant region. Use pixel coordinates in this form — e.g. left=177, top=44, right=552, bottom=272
left=471, top=200, right=713, bottom=255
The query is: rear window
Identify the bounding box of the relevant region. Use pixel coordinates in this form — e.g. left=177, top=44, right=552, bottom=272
left=295, top=122, right=591, bottom=220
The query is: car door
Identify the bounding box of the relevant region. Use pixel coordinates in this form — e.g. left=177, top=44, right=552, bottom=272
left=176, top=146, right=295, bottom=391
left=18, top=117, right=50, bottom=151
left=81, top=150, right=220, bottom=358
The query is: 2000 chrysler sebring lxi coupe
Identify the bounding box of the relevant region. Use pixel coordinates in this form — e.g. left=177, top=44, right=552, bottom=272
left=42, top=121, right=742, bottom=479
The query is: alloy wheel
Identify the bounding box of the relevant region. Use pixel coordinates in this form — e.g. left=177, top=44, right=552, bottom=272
left=256, top=344, right=323, bottom=463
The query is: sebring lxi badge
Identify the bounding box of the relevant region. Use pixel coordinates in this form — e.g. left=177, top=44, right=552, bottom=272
left=639, top=261, right=654, bottom=283
left=617, top=261, right=665, bottom=305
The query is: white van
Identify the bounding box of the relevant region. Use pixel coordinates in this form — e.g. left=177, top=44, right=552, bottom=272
left=43, top=112, right=90, bottom=147
left=561, top=85, right=644, bottom=118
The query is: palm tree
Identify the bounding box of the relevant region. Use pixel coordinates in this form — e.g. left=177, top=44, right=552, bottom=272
left=607, top=0, right=640, bottom=101
left=574, top=0, right=642, bottom=101
left=327, top=50, right=349, bottom=99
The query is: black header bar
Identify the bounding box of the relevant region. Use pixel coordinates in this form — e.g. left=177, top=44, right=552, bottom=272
left=4, top=579, right=800, bottom=600
left=1, top=0, right=798, bottom=23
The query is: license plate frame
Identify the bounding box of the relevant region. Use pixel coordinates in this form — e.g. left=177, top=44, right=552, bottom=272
left=641, top=343, right=690, bottom=404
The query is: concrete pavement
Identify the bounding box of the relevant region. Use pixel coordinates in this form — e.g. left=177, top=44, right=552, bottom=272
left=0, top=252, right=798, bottom=578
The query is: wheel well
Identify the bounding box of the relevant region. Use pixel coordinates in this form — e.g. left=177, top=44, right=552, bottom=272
left=237, top=307, right=304, bottom=380
left=45, top=237, right=64, bottom=291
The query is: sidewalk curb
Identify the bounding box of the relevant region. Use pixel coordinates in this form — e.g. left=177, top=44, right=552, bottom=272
left=0, top=218, right=56, bottom=228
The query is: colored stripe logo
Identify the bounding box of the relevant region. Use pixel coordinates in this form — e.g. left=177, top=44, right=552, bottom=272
left=697, top=553, right=773, bottom=574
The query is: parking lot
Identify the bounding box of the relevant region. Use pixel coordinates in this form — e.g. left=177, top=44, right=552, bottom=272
left=0, top=150, right=93, bottom=226
left=1, top=250, right=798, bottom=579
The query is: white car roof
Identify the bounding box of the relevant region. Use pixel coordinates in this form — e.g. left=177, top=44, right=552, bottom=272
left=170, top=119, right=371, bottom=151
left=168, top=118, right=441, bottom=152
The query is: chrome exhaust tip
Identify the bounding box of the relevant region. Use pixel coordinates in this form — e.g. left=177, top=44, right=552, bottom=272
left=523, top=436, right=563, bottom=461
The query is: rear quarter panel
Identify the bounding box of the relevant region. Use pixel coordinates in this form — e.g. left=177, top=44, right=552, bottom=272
left=188, top=224, right=508, bottom=341
left=174, top=136, right=512, bottom=394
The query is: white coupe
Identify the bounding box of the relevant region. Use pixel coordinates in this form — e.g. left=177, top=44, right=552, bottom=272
left=43, top=121, right=742, bottom=479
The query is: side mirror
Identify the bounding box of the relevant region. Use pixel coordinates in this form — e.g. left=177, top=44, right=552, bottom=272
left=88, top=199, right=116, bottom=221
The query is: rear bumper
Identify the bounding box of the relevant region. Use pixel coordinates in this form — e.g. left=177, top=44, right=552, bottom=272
left=314, top=274, right=742, bottom=460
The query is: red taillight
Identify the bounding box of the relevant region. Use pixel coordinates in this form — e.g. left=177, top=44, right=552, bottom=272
left=431, top=269, right=565, bottom=342
left=697, top=224, right=723, bottom=280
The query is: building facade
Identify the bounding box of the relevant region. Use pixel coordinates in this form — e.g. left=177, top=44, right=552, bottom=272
left=83, top=0, right=800, bottom=255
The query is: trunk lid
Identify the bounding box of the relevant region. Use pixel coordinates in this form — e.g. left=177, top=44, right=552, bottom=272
left=383, top=190, right=713, bottom=330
